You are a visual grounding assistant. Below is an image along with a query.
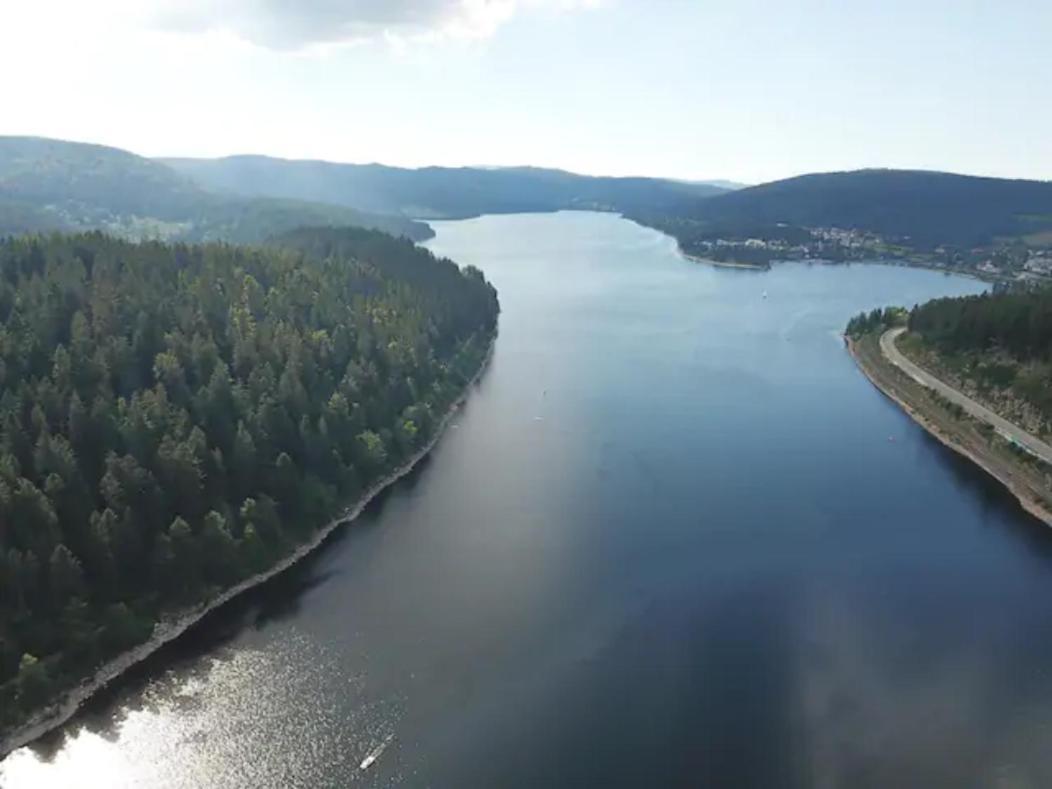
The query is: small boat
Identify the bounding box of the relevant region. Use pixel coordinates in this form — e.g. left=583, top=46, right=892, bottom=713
left=762, top=290, right=768, bottom=299
left=360, top=734, right=395, bottom=771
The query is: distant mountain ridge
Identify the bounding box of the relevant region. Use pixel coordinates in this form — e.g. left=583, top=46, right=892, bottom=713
left=664, top=168, right=1052, bottom=248
left=0, top=137, right=432, bottom=242
left=161, top=155, right=729, bottom=219
left=5, top=137, right=1051, bottom=255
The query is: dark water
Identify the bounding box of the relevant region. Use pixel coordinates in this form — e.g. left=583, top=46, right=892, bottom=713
left=6, top=211, right=1052, bottom=788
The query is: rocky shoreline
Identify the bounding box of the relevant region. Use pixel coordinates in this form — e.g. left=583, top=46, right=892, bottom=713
left=847, top=335, right=1052, bottom=528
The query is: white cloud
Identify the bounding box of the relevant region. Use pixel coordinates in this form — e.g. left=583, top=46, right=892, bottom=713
left=145, top=0, right=600, bottom=51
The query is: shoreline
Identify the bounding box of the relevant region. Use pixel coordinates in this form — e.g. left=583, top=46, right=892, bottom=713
left=680, top=252, right=769, bottom=270
left=0, top=334, right=496, bottom=760
left=625, top=214, right=1006, bottom=284
left=846, top=335, right=1052, bottom=528
left=680, top=250, right=998, bottom=280
left=848, top=256, right=997, bottom=283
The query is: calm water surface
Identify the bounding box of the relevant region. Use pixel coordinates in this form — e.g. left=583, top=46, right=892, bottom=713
left=7, top=212, right=1052, bottom=788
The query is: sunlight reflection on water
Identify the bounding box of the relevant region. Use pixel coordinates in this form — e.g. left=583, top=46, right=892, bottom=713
left=1, top=631, right=401, bottom=788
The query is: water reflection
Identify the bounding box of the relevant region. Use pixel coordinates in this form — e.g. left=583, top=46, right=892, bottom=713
left=913, top=423, right=1052, bottom=560
left=798, top=586, right=1052, bottom=788
left=5, top=633, right=411, bottom=788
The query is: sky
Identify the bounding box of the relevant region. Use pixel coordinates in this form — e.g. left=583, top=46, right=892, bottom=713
left=1, top=0, right=1050, bottom=184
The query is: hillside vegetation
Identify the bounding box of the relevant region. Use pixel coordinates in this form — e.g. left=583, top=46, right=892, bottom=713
left=0, top=137, right=432, bottom=242
left=0, top=228, right=498, bottom=731
left=632, top=170, right=1052, bottom=264
left=699, top=170, right=1052, bottom=247
left=905, top=288, right=1052, bottom=436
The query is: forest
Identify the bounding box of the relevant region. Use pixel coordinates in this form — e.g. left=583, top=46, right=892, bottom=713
left=909, top=288, right=1052, bottom=359
left=844, top=306, right=908, bottom=338
left=0, top=227, right=498, bottom=730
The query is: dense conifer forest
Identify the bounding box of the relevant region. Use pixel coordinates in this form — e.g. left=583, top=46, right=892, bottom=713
left=0, top=228, right=498, bottom=729
left=909, top=288, right=1052, bottom=359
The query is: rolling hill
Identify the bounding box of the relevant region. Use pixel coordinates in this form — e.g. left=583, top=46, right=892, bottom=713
left=8, top=138, right=1050, bottom=257
left=161, top=155, right=729, bottom=219
left=0, top=137, right=432, bottom=242
left=659, top=169, right=1052, bottom=249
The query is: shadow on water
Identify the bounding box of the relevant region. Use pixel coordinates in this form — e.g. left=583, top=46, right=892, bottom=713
left=671, top=580, right=807, bottom=788
left=486, top=577, right=810, bottom=788
left=24, top=455, right=438, bottom=759
left=915, top=428, right=1052, bottom=559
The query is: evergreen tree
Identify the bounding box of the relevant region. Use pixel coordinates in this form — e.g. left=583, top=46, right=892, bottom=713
left=0, top=227, right=498, bottom=728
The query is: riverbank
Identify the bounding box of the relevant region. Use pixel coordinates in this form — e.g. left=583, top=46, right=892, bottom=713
left=847, top=333, right=1052, bottom=528
left=0, top=334, right=496, bottom=760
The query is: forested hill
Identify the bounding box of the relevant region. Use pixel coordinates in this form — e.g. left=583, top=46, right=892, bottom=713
left=162, top=156, right=728, bottom=219
left=642, top=169, right=1052, bottom=249
left=0, top=137, right=431, bottom=242
left=0, top=229, right=498, bottom=732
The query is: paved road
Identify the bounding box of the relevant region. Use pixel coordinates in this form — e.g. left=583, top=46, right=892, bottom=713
left=881, top=327, right=1052, bottom=465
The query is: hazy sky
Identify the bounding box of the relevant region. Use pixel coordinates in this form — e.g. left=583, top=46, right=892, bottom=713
left=2, top=0, right=1049, bottom=184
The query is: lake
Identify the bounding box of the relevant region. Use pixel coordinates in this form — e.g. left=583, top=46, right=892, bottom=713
left=6, top=211, right=1052, bottom=787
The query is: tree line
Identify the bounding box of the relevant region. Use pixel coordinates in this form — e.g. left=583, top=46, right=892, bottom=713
left=845, top=306, right=908, bottom=338
left=0, top=227, right=498, bottom=729
left=908, top=288, right=1052, bottom=359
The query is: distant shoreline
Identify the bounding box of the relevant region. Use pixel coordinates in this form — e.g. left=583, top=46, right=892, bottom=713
left=680, top=251, right=769, bottom=270
left=0, top=334, right=496, bottom=760
left=846, top=334, right=1052, bottom=529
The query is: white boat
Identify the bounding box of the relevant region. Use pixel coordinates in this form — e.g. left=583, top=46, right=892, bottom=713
left=360, top=734, right=395, bottom=771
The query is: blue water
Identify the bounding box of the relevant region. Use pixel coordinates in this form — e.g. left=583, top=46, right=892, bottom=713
left=7, top=212, right=1052, bottom=788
